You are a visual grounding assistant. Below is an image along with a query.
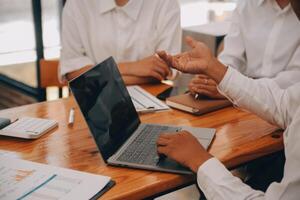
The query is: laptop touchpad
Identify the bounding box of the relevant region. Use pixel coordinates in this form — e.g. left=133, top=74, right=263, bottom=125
left=157, top=157, right=190, bottom=171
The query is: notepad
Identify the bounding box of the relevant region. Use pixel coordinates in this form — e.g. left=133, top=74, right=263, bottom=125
left=0, top=117, right=58, bottom=139
left=127, top=85, right=170, bottom=113
left=0, top=156, right=114, bottom=200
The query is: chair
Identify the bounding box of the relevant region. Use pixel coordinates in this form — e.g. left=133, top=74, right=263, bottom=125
left=39, top=59, right=67, bottom=99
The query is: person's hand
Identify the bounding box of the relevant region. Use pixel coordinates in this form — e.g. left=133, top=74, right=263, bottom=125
left=157, top=131, right=213, bottom=173
left=123, top=54, right=171, bottom=81
left=157, top=36, right=214, bottom=74
left=189, top=74, right=225, bottom=99
left=157, top=36, right=228, bottom=84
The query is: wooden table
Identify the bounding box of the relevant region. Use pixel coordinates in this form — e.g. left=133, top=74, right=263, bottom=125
left=0, top=84, right=283, bottom=200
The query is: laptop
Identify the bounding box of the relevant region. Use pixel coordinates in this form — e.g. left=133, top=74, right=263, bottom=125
left=69, top=57, right=215, bottom=175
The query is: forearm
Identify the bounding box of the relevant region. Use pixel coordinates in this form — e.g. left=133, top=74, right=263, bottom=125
left=204, top=57, right=228, bottom=84
left=65, top=65, right=93, bottom=81
left=118, top=62, right=132, bottom=76
left=118, top=61, right=141, bottom=76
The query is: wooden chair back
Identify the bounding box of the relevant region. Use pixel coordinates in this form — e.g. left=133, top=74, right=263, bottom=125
left=39, top=59, right=66, bottom=88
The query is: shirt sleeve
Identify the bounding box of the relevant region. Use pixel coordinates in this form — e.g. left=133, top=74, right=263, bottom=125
left=197, top=158, right=264, bottom=200
left=217, top=67, right=292, bottom=129
left=272, top=45, right=300, bottom=89
left=218, top=1, right=247, bottom=73
left=198, top=129, right=300, bottom=200
left=59, top=0, right=94, bottom=78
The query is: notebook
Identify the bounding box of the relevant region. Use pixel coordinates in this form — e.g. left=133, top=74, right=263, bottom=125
left=166, top=93, right=232, bottom=115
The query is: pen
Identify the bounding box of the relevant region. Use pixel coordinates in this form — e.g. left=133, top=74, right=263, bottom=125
left=68, top=108, right=75, bottom=126
left=194, top=93, right=199, bottom=100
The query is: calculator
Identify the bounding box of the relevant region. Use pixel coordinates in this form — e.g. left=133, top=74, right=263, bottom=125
left=0, top=117, right=58, bottom=139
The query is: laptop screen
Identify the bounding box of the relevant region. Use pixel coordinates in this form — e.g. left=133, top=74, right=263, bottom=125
left=69, top=57, right=140, bottom=161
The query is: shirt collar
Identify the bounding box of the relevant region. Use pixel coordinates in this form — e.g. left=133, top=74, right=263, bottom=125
left=99, top=0, right=117, bottom=14
left=121, top=0, right=144, bottom=21
left=98, top=0, right=144, bottom=21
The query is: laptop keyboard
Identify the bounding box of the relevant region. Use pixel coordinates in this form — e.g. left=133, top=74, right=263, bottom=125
left=116, top=125, right=180, bottom=165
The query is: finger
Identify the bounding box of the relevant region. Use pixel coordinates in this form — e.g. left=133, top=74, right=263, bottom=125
left=171, top=53, right=191, bottom=72
left=156, top=51, right=173, bottom=68
left=195, top=74, right=217, bottom=85
left=170, top=57, right=182, bottom=71
left=191, top=77, right=216, bottom=86
left=157, top=146, right=170, bottom=156
left=153, top=65, right=170, bottom=79
left=180, top=130, right=193, bottom=137
left=157, top=137, right=170, bottom=146
left=190, top=84, right=216, bottom=93
left=192, top=88, right=214, bottom=97
left=188, top=84, right=196, bottom=95
left=159, top=133, right=174, bottom=140
left=154, top=57, right=171, bottom=77
left=185, top=36, right=198, bottom=48
left=156, top=51, right=168, bottom=61
left=149, top=71, right=164, bottom=81
left=195, top=84, right=217, bottom=93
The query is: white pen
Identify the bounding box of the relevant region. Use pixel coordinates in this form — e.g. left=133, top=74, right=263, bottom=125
left=68, top=107, right=75, bottom=126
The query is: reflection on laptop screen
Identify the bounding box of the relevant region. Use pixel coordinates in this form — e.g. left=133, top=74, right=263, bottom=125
left=69, top=57, right=140, bottom=161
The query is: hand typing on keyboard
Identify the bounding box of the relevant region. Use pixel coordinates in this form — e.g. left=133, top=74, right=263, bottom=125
left=156, top=131, right=213, bottom=173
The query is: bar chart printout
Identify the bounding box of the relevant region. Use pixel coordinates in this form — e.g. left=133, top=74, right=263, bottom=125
left=0, top=156, right=111, bottom=200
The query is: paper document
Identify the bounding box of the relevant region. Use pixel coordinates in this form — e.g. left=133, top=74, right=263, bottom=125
left=0, top=156, right=111, bottom=200
left=127, top=86, right=169, bottom=113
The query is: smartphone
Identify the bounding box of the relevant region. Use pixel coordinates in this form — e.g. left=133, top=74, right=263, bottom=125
left=157, top=86, right=188, bottom=100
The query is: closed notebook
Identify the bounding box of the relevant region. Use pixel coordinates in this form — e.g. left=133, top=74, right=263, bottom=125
left=166, top=93, right=231, bottom=115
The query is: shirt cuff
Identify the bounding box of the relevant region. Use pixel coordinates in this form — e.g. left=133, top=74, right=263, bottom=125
left=216, top=66, right=248, bottom=105
left=197, top=158, right=230, bottom=180
left=216, top=67, right=236, bottom=103
left=197, top=157, right=232, bottom=193
left=217, top=66, right=235, bottom=93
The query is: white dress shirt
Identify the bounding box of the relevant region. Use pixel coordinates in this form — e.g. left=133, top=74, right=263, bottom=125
left=219, top=0, right=300, bottom=89
left=197, top=67, right=300, bottom=200
left=59, top=0, right=182, bottom=77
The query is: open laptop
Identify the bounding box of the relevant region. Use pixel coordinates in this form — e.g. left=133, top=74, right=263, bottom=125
left=69, top=57, right=215, bottom=175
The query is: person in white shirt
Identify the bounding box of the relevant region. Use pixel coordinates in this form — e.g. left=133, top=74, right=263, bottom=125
left=188, top=0, right=300, bottom=99
left=156, top=1, right=300, bottom=198
left=59, top=0, right=181, bottom=84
